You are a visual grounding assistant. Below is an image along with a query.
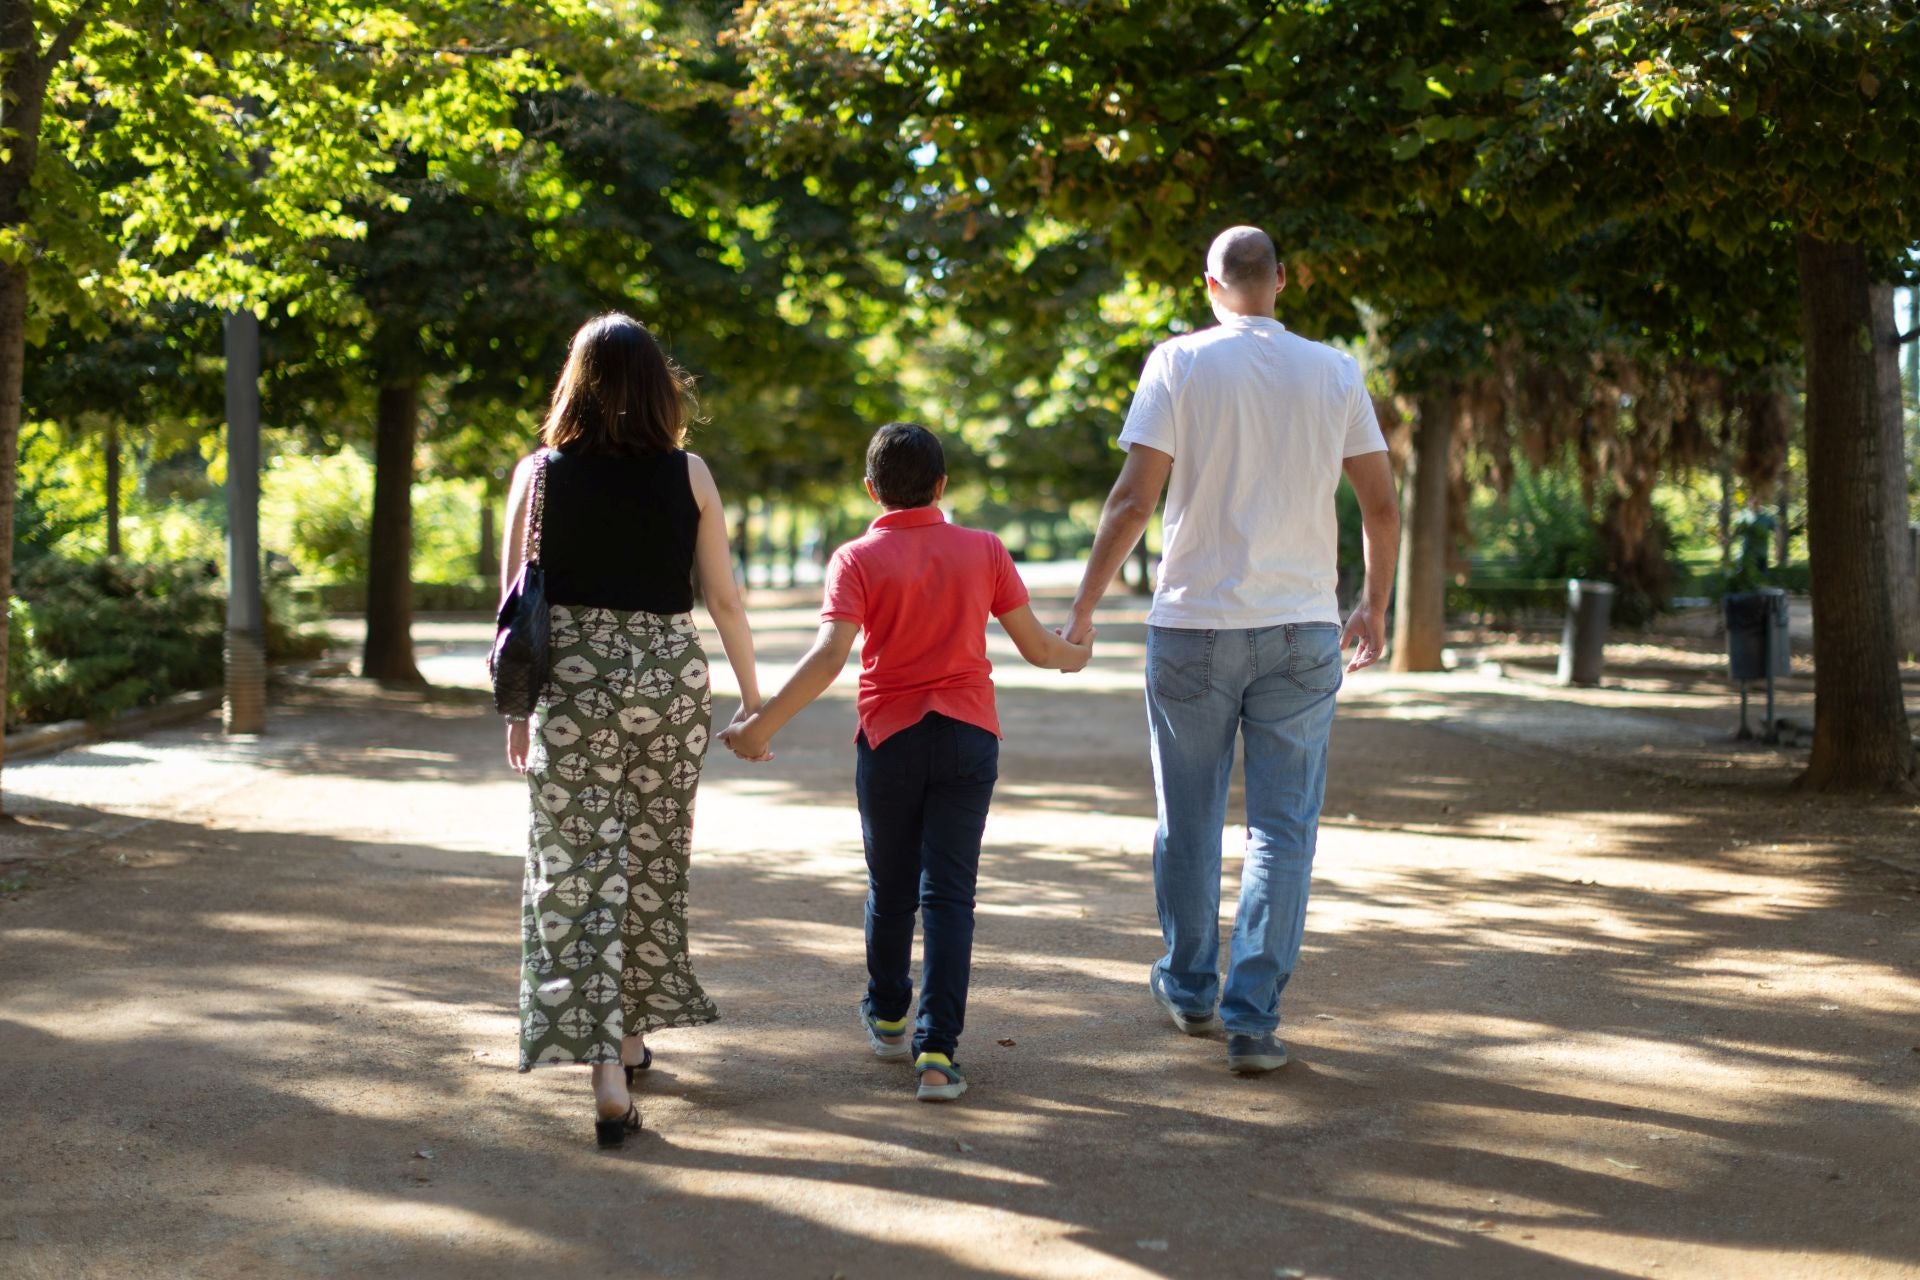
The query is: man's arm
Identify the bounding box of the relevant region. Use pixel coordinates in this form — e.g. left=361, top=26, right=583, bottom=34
left=1340, top=449, right=1400, bottom=672
left=1066, top=444, right=1172, bottom=643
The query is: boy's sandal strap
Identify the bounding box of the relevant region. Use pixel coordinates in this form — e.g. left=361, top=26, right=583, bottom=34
left=915, top=1060, right=963, bottom=1084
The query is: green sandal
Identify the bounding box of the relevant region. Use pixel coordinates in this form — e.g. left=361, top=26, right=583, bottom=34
left=914, top=1053, right=967, bottom=1103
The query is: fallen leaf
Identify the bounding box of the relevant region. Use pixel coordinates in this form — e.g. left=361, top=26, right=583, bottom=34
left=1136, top=1239, right=1169, bottom=1252
left=1604, top=1158, right=1642, bottom=1170
left=413, top=1149, right=435, bottom=1160
left=954, top=1139, right=975, bottom=1153
left=996, top=1038, right=1016, bottom=1047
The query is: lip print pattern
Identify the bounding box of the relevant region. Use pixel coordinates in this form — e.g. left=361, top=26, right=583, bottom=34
left=516, top=606, right=718, bottom=1072
left=573, top=687, right=615, bottom=720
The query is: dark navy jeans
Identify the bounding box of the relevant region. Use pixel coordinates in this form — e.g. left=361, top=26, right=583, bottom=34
left=855, top=712, right=999, bottom=1059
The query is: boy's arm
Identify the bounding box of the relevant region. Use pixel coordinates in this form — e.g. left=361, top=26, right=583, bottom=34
left=718, top=621, right=860, bottom=759
left=997, top=604, right=1094, bottom=673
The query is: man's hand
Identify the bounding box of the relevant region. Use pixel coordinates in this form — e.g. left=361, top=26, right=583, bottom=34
left=718, top=713, right=774, bottom=762
left=1341, top=601, right=1387, bottom=672
left=1061, top=608, right=1096, bottom=647
left=506, top=719, right=531, bottom=772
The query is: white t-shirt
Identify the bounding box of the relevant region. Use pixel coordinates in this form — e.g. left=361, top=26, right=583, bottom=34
left=1117, top=314, right=1388, bottom=629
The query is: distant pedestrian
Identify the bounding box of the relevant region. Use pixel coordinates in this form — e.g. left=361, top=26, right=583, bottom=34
left=719, top=423, right=1093, bottom=1102
left=1065, top=226, right=1400, bottom=1073
left=499, top=313, right=763, bottom=1147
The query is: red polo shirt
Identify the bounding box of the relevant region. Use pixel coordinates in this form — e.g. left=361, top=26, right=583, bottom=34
left=821, top=507, right=1030, bottom=747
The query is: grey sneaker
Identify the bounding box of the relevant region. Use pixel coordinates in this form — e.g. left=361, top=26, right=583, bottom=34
left=1149, top=968, right=1219, bottom=1036
left=860, top=1003, right=911, bottom=1061
left=1227, top=1033, right=1290, bottom=1074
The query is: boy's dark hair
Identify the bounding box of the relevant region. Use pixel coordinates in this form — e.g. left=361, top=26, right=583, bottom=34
left=865, top=422, right=946, bottom=508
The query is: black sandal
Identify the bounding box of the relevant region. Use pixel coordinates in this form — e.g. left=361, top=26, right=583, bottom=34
left=594, top=1101, right=642, bottom=1149
left=622, top=1043, right=653, bottom=1087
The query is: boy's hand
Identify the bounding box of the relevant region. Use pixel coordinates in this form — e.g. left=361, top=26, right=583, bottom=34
left=718, top=715, right=774, bottom=762
left=1056, top=627, right=1095, bottom=673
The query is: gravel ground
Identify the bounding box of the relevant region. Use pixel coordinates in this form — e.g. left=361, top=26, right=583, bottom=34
left=1, top=599, right=1917, bottom=1279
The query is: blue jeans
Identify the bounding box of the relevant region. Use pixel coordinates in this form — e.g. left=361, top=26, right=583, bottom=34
left=1145, top=622, right=1343, bottom=1037
left=855, top=713, right=999, bottom=1059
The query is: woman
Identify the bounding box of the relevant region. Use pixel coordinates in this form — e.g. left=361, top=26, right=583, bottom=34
left=499, top=313, right=760, bottom=1147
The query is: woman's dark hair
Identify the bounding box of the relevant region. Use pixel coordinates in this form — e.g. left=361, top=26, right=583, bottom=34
left=540, top=313, right=694, bottom=455
left=865, top=422, right=947, bottom=508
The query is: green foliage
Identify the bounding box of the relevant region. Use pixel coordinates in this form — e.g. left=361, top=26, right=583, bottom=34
left=6, top=555, right=324, bottom=728
left=1469, top=461, right=1608, bottom=582
left=6, top=558, right=221, bottom=728
left=259, top=449, right=481, bottom=585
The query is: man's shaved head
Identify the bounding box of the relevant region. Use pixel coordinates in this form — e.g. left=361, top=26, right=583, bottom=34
left=1205, top=226, right=1278, bottom=289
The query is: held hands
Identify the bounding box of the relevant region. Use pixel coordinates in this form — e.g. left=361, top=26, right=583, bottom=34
left=1341, top=600, right=1387, bottom=672
left=1054, top=627, right=1095, bottom=673
left=718, top=701, right=774, bottom=762
left=1055, top=608, right=1096, bottom=672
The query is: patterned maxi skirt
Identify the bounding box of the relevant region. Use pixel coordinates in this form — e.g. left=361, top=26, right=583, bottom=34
left=517, top=605, right=720, bottom=1071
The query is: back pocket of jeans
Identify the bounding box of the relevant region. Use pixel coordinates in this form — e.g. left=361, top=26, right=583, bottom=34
left=1149, top=628, right=1215, bottom=702
left=1286, top=623, right=1343, bottom=693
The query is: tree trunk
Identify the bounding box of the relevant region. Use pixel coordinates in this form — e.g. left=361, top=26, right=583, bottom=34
left=1717, top=453, right=1733, bottom=572
left=224, top=311, right=267, bottom=733
left=784, top=506, right=801, bottom=589
left=362, top=380, right=424, bottom=683
left=1391, top=390, right=1453, bottom=672
left=1871, top=283, right=1919, bottom=651
left=1130, top=536, right=1153, bottom=596
left=1794, top=237, right=1914, bottom=790
left=0, top=17, right=55, bottom=806
left=104, top=419, right=121, bottom=557
left=1775, top=462, right=1792, bottom=569
left=476, top=479, right=498, bottom=581
left=731, top=504, right=749, bottom=583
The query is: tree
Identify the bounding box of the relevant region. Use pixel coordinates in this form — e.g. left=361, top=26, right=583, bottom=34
left=1500, top=1, right=1919, bottom=789
left=0, top=0, right=571, bottom=801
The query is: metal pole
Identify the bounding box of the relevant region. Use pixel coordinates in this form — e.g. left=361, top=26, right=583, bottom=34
left=224, top=309, right=266, bottom=734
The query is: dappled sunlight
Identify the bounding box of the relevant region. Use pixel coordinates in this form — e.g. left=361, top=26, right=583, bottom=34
left=4, top=638, right=1917, bottom=1277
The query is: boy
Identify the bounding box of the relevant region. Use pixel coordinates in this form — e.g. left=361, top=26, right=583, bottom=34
left=718, top=422, right=1092, bottom=1102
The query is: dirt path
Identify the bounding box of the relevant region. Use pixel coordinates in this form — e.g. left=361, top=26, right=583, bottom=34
left=2, top=603, right=1917, bottom=1279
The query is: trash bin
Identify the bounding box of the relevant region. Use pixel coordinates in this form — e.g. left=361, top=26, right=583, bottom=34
left=1557, top=579, right=1613, bottom=686
left=1724, top=588, right=1789, bottom=681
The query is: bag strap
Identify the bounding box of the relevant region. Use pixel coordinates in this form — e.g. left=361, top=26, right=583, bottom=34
left=525, top=449, right=550, bottom=567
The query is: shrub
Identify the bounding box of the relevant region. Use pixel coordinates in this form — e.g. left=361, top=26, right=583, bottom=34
left=7, top=556, right=327, bottom=729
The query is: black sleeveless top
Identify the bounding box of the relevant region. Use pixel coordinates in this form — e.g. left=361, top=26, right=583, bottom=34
left=540, top=446, right=700, bottom=614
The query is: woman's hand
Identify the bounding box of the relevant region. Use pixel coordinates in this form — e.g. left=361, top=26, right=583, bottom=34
left=506, top=719, right=531, bottom=772
left=718, top=711, right=774, bottom=762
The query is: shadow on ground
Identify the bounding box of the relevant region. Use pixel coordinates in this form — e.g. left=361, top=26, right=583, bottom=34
left=1, top=614, right=1917, bottom=1279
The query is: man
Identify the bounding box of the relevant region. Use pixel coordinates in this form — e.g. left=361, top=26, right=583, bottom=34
left=1064, top=225, right=1400, bottom=1074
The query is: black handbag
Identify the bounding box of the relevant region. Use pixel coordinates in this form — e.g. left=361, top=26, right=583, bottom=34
left=488, top=451, right=552, bottom=718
